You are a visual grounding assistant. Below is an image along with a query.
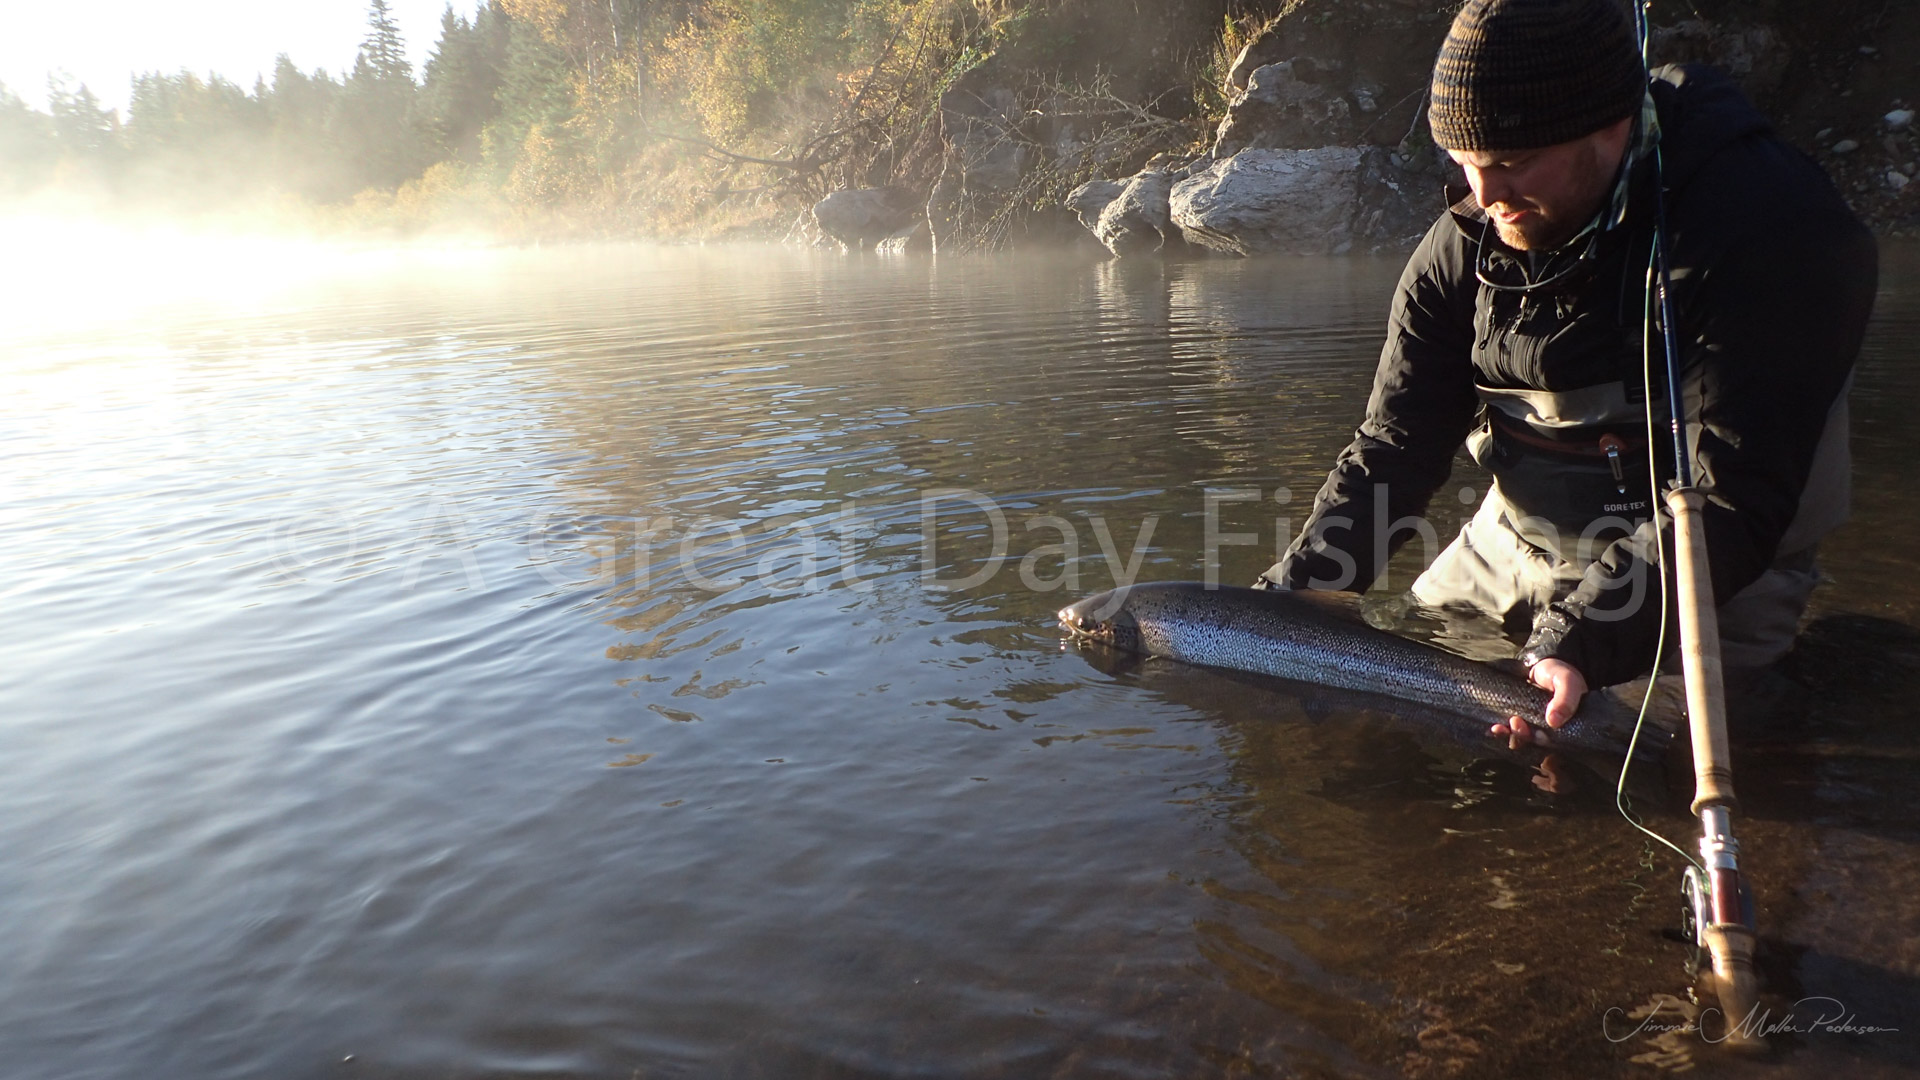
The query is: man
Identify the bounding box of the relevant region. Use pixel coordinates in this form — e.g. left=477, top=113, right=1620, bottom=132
left=1255, top=0, right=1878, bottom=747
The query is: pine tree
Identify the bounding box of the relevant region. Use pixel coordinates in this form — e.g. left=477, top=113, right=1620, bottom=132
left=337, top=0, right=425, bottom=191
left=355, top=0, right=414, bottom=84
left=487, top=14, right=571, bottom=173
left=422, top=2, right=508, bottom=162
left=0, top=81, right=56, bottom=194
left=46, top=75, right=118, bottom=158
left=265, top=56, right=351, bottom=200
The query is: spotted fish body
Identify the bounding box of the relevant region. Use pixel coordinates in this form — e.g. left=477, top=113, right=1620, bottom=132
left=1059, top=582, right=1668, bottom=762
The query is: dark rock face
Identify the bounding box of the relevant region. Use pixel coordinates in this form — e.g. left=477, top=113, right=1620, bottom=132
left=926, top=66, right=1035, bottom=253
left=1225, top=29, right=1292, bottom=93
left=1650, top=19, right=1790, bottom=107
left=940, top=67, right=1029, bottom=196
left=1214, top=59, right=1357, bottom=157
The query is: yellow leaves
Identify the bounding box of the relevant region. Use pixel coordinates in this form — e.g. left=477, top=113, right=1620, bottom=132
left=506, top=123, right=584, bottom=205
left=499, top=0, right=571, bottom=45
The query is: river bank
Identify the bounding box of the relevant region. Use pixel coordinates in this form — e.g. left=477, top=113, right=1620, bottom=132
left=788, top=0, right=1920, bottom=258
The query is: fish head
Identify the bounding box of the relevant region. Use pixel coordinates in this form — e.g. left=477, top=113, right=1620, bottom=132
left=1057, top=589, right=1142, bottom=652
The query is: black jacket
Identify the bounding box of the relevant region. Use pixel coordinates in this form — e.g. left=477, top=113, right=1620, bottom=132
left=1262, top=65, right=1878, bottom=687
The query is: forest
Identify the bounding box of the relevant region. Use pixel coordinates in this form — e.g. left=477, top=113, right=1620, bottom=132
left=0, top=0, right=1256, bottom=243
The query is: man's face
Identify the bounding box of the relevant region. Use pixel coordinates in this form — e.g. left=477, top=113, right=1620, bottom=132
left=1447, top=117, right=1633, bottom=251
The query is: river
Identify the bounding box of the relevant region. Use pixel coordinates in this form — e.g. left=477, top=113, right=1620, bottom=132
left=3, top=240, right=1916, bottom=1078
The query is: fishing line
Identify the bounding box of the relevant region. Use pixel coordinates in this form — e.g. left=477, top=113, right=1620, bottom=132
left=1612, top=233, right=1701, bottom=876
left=1612, top=0, right=1702, bottom=875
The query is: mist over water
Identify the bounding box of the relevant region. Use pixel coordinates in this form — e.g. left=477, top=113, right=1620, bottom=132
left=4, top=241, right=1918, bottom=1078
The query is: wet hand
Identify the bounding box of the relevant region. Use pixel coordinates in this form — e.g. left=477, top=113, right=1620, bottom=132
left=1491, top=659, right=1588, bottom=751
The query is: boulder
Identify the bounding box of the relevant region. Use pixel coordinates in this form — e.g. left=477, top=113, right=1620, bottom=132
left=1065, top=179, right=1127, bottom=230
left=876, top=218, right=931, bottom=256
left=1225, top=26, right=1290, bottom=92
left=1171, top=147, right=1366, bottom=256
left=1094, top=169, right=1185, bottom=258
left=1214, top=59, right=1356, bottom=156
left=812, top=187, right=922, bottom=251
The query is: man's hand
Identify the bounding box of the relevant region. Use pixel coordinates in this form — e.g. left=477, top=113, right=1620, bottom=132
left=1491, top=658, right=1588, bottom=751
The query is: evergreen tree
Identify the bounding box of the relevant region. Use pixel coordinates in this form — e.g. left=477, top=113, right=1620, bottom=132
left=355, top=0, right=414, bottom=84
left=486, top=15, right=572, bottom=174
left=125, top=71, right=263, bottom=156
left=266, top=56, right=351, bottom=199
left=46, top=75, right=118, bottom=159
left=421, top=3, right=508, bottom=162
left=0, top=81, right=56, bottom=194
left=336, top=0, right=425, bottom=191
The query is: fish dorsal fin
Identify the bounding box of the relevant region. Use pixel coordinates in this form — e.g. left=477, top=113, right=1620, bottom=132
left=1272, top=587, right=1370, bottom=623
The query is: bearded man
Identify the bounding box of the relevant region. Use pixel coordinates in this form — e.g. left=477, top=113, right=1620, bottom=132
left=1256, top=0, right=1879, bottom=746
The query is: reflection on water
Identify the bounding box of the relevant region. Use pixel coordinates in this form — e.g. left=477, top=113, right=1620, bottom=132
left=2, top=243, right=1917, bottom=1078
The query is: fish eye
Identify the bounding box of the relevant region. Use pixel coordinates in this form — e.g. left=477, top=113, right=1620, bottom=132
left=1058, top=609, right=1097, bottom=633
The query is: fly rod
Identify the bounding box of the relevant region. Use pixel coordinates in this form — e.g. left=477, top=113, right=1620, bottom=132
left=1636, top=1, right=1761, bottom=1046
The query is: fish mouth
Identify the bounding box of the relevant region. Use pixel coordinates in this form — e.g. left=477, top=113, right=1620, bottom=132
left=1057, top=592, right=1119, bottom=641
left=1058, top=590, right=1131, bottom=645
left=1057, top=603, right=1107, bottom=640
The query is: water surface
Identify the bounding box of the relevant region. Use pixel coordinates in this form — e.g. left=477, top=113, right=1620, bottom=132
left=4, top=242, right=1917, bottom=1078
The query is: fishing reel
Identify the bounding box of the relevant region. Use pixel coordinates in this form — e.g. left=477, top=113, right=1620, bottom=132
left=1679, top=865, right=1754, bottom=960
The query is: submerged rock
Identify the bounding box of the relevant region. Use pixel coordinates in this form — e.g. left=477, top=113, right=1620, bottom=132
left=1171, top=147, right=1365, bottom=256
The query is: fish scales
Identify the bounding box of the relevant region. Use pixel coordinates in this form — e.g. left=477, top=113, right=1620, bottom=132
left=1060, top=581, right=1663, bottom=761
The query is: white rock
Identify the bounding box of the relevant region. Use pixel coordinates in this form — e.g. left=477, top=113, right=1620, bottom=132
left=1065, top=179, right=1126, bottom=229
left=1095, top=170, right=1178, bottom=258
left=1889, top=171, right=1910, bottom=191
left=1832, top=138, right=1861, bottom=154
left=1887, top=109, right=1915, bottom=131
left=1170, top=147, right=1364, bottom=256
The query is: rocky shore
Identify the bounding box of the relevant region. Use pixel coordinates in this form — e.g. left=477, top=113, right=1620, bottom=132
left=808, top=1, right=1920, bottom=258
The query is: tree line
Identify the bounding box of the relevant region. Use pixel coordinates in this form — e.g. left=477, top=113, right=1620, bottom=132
left=0, top=0, right=1236, bottom=238
left=3, top=1, right=603, bottom=207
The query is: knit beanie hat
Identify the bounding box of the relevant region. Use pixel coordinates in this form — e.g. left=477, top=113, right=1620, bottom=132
left=1428, top=0, right=1647, bottom=151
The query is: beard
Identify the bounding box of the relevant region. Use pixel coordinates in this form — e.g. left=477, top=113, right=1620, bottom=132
left=1492, top=207, right=1589, bottom=252
left=1487, top=139, right=1617, bottom=252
